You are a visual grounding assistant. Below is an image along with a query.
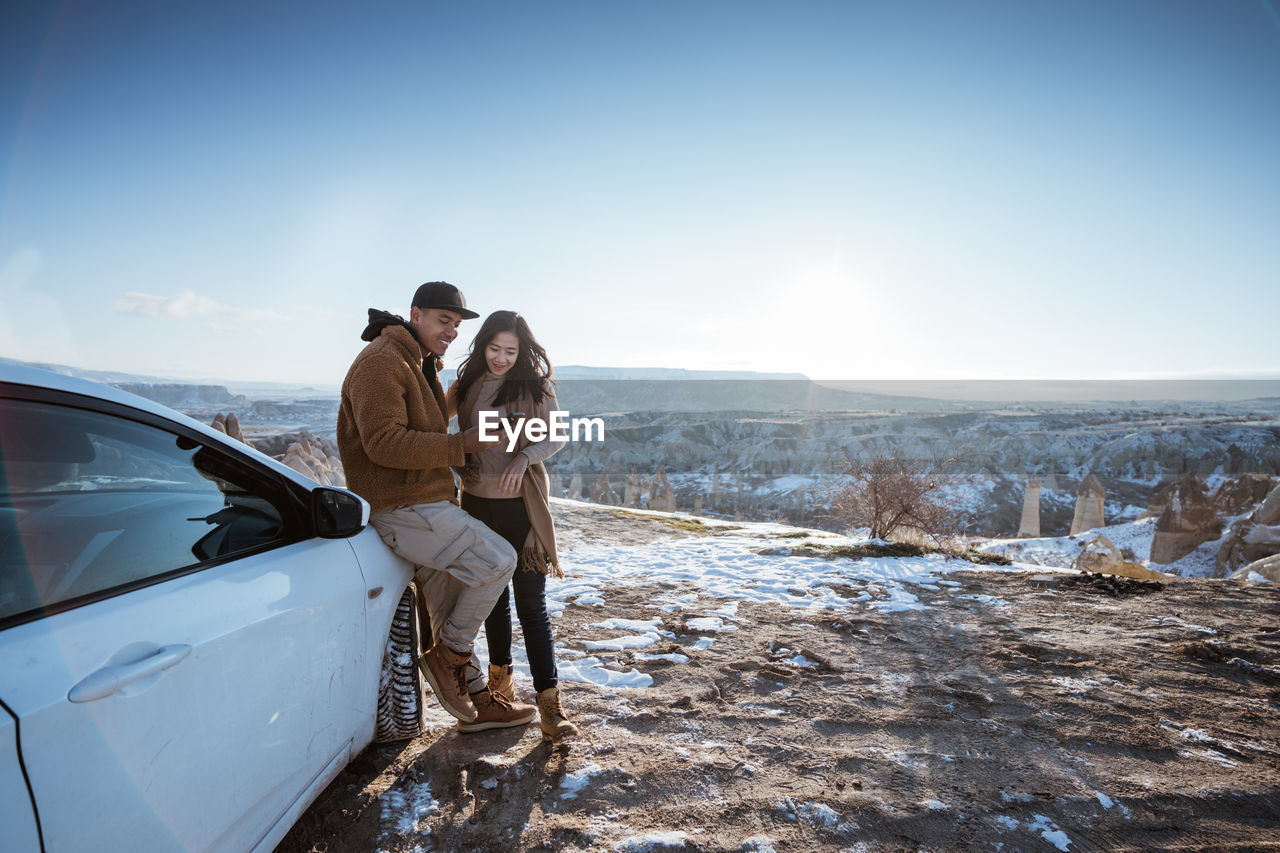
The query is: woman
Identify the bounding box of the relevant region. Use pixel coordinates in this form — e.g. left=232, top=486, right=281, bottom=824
left=448, top=310, right=577, bottom=739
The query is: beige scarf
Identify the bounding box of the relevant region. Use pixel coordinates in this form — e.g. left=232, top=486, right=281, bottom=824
left=457, top=378, right=562, bottom=577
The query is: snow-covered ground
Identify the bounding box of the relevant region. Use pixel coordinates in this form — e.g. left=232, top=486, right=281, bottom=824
left=473, top=501, right=1271, bottom=691
left=336, top=499, right=1278, bottom=853
left=477, top=507, right=1042, bottom=690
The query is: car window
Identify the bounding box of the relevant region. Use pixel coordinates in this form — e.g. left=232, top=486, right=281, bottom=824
left=0, top=398, right=298, bottom=623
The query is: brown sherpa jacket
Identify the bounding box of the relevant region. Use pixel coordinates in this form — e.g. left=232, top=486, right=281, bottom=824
left=337, top=324, right=465, bottom=512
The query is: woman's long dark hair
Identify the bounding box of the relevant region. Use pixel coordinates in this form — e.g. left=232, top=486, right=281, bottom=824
left=454, top=310, right=553, bottom=408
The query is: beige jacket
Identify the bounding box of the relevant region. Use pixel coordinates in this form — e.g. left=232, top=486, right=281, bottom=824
left=455, top=374, right=564, bottom=499
left=455, top=376, right=564, bottom=576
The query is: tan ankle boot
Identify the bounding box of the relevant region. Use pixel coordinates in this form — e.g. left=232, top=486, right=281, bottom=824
left=456, top=688, right=536, bottom=733
left=418, top=644, right=478, bottom=722
left=488, top=663, right=515, bottom=702
left=537, top=687, right=578, bottom=739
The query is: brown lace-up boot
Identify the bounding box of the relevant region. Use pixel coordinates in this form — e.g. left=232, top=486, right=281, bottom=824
left=418, top=644, right=478, bottom=722
left=488, top=663, right=515, bottom=702
left=457, top=687, right=536, bottom=733
left=537, top=687, right=578, bottom=739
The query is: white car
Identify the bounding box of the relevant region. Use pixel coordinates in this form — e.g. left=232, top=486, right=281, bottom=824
left=0, top=364, right=431, bottom=852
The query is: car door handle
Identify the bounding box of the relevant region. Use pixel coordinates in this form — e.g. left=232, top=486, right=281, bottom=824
left=68, top=644, right=193, bottom=703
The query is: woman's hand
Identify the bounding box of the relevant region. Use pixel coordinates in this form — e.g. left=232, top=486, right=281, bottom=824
left=499, top=452, right=530, bottom=496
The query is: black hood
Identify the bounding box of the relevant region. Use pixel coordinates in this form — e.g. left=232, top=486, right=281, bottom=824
left=360, top=308, right=417, bottom=342
left=360, top=308, right=442, bottom=384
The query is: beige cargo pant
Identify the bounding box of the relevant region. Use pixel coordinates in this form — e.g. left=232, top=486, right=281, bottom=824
left=370, top=501, right=517, bottom=694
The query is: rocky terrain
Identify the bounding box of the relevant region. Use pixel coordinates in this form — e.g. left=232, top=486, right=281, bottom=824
left=545, top=405, right=1280, bottom=539
left=109, top=375, right=1280, bottom=563
left=276, top=502, right=1280, bottom=853
left=155, top=391, right=1280, bottom=537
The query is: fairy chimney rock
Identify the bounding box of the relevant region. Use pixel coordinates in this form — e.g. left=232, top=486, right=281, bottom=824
left=1017, top=477, right=1041, bottom=538
left=225, top=412, right=248, bottom=444
left=567, top=471, right=583, bottom=501
left=1150, top=475, right=1222, bottom=564
left=210, top=413, right=254, bottom=448
left=1212, top=473, right=1275, bottom=515
left=591, top=470, right=621, bottom=506
left=650, top=465, right=676, bottom=513
left=1069, top=473, right=1106, bottom=535
left=624, top=467, right=642, bottom=507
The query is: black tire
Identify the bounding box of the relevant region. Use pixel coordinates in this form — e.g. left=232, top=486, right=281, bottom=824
left=374, top=584, right=426, bottom=742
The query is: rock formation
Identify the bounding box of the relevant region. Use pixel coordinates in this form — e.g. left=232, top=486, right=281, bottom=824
left=1212, top=473, right=1276, bottom=515
left=1255, top=482, right=1280, bottom=527
left=269, top=435, right=341, bottom=486
left=1149, top=474, right=1222, bottom=564
left=1229, top=552, right=1280, bottom=583
left=1214, top=480, right=1280, bottom=577
left=567, top=471, right=583, bottom=501
left=1069, top=473, right=1106, bottom=535
left=1017, top=477, right=1041, bottom=538
left=548, top=470, right=563, bottom=499
left=210, top=412, right=253, bottom=448
left=1072, top=535, right=1170, bottom=580
left=210, top=422, right=345, bottom=488
left=624, top=467, right=642, bottom=507
left=591, top=470, right=621, bottom=506
left=650, top=466, right=676, bottom=513
left=1216, top=525, right=1280, bottom=577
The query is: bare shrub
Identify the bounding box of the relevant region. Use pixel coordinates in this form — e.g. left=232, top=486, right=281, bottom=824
left=830, top=453, right=961, bottom=543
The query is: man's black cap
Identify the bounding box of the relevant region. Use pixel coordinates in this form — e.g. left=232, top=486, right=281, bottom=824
left=412, top=281, right=479, bottom=319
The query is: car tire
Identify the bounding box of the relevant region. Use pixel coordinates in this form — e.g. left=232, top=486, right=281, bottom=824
left=374, top=584, right=426, bottom=743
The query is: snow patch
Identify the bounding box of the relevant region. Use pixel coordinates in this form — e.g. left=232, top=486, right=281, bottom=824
left=1026, top=814, right=1072, bottom=851
left=378, top=779, right=438, bottom=841
left=686, top=616, right=737, bottom=632
left=635, top=652, right=691, bottom=663
left=582, top=633, right=662, bottom=651
left=1156, top=616, right=1216, bottom=635
left=611, top=831, right=688, bottom=852
left=560, top=763, right=605, bottom=799
left=594, top=617, right=663, bottom=632
left=797, top=801, right=839, bottom=828
left=558, top=657, right=653, bottom=688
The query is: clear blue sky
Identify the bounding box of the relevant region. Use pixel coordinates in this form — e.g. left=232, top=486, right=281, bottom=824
left=2, top=0, right=1278, bottom=385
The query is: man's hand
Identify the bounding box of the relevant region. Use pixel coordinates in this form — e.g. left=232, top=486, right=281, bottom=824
left=461, top=426, right=487, bottom=455
left=499, top=453, right=530, bottom=496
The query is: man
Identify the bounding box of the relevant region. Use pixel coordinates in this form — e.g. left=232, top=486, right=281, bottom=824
left=337, top=281, right=536, bottom=731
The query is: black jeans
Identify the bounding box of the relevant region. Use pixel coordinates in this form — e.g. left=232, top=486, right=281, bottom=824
left=461, top=492, right=559, bottom=692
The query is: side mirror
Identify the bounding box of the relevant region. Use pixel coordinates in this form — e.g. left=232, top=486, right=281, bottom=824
left=312, top=487, right=369, bottom=538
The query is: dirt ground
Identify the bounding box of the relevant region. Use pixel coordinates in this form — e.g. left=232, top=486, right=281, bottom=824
left=278, top=506, right=1280, bottom=852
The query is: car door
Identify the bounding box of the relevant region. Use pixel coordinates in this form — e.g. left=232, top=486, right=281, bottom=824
left=0, top=392, right=369, bottom=852
left=0, top=698, right=41, bottom=851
